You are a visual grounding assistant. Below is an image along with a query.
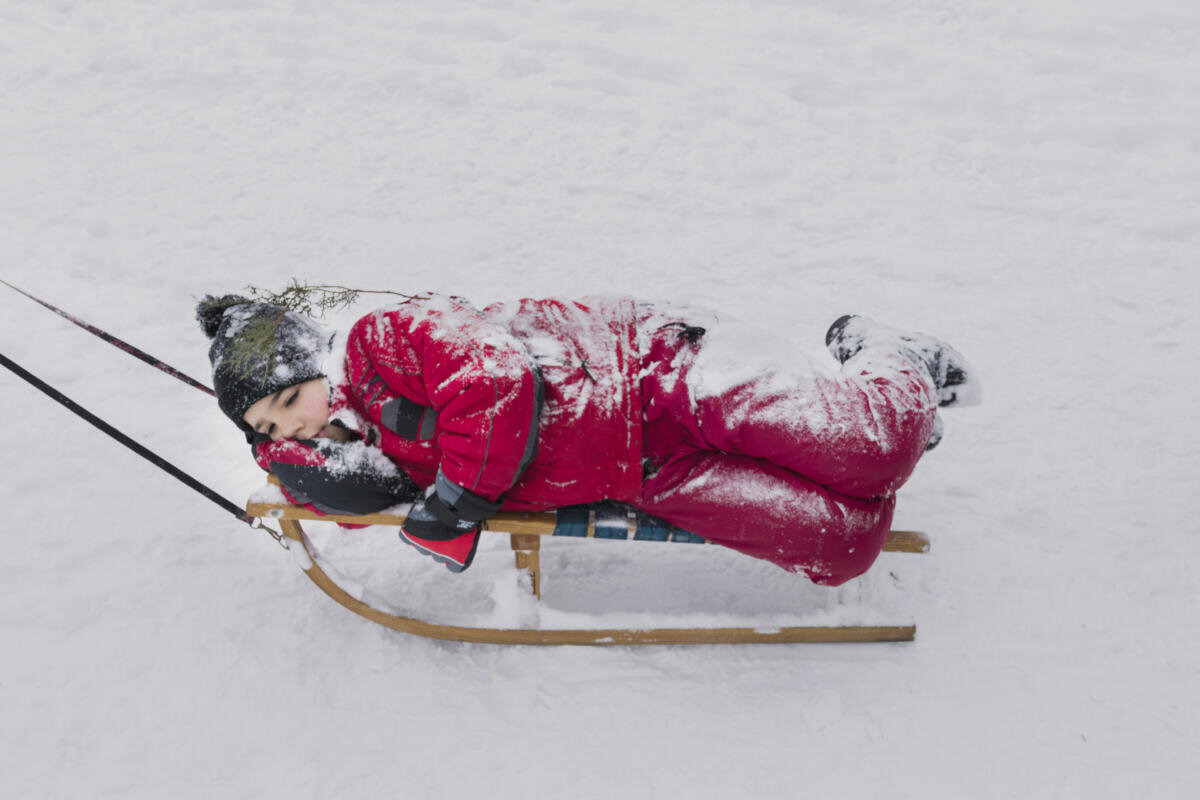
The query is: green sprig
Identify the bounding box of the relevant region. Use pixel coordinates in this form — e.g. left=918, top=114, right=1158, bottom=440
left=245, top=280, right=413, bottom=318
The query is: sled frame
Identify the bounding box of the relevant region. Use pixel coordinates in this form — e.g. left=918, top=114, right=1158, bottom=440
left=249, top=487, right=928, bottom=646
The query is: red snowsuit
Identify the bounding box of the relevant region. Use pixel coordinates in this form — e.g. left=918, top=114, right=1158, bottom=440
left=258, top=294, right=937, bottom=585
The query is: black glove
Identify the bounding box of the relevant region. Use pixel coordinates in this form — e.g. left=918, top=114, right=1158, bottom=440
left=402, top=491, right=482, bottom=541
left=258, top=437, right=422, bottom=516
left=399, top=473, right=503, bottom=572
left=399, top=479, right=502, bottom=573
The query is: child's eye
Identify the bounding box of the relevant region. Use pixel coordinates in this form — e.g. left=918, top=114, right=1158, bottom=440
left=285, top=391, right=298, bottom=407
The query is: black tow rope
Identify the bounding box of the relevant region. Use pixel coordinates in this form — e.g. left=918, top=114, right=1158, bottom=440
left=0, top=352, right=249, bottom=520
left=0, top=283, right=286, bottom=546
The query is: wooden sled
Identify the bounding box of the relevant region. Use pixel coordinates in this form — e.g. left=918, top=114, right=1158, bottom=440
left=247, top=476, right=930, bottom=646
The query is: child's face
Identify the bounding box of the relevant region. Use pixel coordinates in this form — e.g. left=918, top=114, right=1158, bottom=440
left=242, top=378, right=330, bottom=441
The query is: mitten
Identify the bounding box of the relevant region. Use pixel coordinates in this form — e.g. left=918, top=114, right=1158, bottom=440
left=254, top=436, right=421, bottom=525
left=399, top=474, right=503, bottom=573
left=400, top=490, right=483, bottom=573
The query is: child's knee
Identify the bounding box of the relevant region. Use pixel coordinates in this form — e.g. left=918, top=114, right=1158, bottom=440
left=833, top=405, right=936, bottom=497
left=794, top=496, right=895, bottom=586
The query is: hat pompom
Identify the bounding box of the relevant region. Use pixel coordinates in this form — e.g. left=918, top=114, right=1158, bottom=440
left=196, top=294, right=251, bottom=339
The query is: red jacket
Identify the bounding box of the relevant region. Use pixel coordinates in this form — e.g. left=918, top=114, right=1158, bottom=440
left=258, top=293, right=645, bottom=513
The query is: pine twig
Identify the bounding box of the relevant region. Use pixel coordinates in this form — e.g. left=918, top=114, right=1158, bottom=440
left=245, top=280, right=414, bottom=318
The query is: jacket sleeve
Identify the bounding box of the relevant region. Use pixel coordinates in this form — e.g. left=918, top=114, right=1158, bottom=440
left=353, top=295, right=543, bottom=504
left=253, top=437, right=423, bottom=523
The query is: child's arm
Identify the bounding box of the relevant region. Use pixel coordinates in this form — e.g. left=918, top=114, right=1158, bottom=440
left=254, top=437, right=422, bottom=522
left=255, top=436, right=483, bottom=571
left=350, top=295, right=543, bottom=517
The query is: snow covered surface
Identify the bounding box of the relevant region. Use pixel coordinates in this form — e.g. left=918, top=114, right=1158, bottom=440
left=2, top=1, right=1198, bottom=797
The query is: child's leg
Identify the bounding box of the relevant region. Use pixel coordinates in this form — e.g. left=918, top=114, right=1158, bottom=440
left=642, top=319, right=937, bottom=499
left=689, top=348, right=937, bottom=499
left=638, top=449, right=895, bottom=586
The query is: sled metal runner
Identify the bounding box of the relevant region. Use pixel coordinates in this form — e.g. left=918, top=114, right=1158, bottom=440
left=250, top=480, right=928, bottom=646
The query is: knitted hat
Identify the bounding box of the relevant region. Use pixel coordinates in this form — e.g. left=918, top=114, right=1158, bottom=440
left=196, top=294, right=330, bottom=436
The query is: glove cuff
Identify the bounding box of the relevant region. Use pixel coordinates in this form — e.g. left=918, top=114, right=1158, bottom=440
left=434, top=471, right=503, bottom=523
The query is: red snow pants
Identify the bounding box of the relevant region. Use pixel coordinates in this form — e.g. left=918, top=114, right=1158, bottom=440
left=636, top=320, right=938, bottom=586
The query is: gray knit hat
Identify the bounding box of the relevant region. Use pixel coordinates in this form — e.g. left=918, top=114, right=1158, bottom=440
left=196, top=294, right=329, bottom=436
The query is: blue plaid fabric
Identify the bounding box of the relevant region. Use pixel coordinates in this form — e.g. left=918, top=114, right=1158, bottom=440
left=551, top=503, right=707, bottom=544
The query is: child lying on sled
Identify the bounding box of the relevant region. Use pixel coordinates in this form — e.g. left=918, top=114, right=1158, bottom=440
left=197, top=292, right=979, bottom=585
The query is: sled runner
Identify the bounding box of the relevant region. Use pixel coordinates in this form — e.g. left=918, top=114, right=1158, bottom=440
left=247, top=475, right=929, bottom=646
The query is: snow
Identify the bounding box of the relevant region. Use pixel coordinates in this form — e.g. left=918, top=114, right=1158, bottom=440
left=2, top=1, right=1198, bottom=798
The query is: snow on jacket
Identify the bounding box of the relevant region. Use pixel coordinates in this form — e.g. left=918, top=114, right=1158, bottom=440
left=257, top=293, right=645, bottom=514
left=250, top=292, right=937, bottom=586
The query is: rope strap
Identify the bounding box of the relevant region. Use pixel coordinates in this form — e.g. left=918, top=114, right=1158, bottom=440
left=0, top=350, right=285, bottom=545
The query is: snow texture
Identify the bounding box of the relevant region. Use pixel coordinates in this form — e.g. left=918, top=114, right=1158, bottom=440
left=2, top=2, right=1198, bottom=799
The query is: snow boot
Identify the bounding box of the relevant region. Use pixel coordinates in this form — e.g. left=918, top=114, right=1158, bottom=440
left=825, top=314, right=982, bottom=408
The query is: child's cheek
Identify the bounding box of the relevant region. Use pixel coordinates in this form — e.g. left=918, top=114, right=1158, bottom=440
left=307, top=391, right=330, bottom=423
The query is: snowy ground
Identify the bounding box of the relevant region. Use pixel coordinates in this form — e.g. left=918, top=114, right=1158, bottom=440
left=3, top=1, right=1198, bottom=797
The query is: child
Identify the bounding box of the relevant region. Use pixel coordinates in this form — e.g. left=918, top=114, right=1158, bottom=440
left=197, top=292, right=979, bottom=585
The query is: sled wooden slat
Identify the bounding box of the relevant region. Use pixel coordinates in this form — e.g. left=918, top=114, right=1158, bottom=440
left=247, top=483, right=930, bottom=554
left=879, top=529, right=930, bottom=554
left=251, top=476, right=928, bottom=645
left=277, top=518, right=915, bottom=645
